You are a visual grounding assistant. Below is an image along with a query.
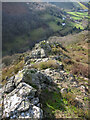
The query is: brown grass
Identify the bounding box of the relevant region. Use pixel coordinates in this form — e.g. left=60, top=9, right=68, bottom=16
left=71, top=63, right=88, bottom=78
left=63, top=58, right=73, bottom=64
left=29, top=60, right=59, bottom=70
left=2, top=60, right=24, bottom=82
left=52, top=47, right=63, bottom=55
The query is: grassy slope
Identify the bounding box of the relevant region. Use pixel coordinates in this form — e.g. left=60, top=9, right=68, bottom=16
left=78, top=2, right=88, bottom=10
left=40, top=31, right=88, bottom=118
left=48, top=30, right=88, bottom=76
left=2, top=31, right=88, bottom=82
left=2, top=31, right=89, bottom=118
left=3, top=2, right=88, bottom=56
left=47, top=31, right=88, bottom=118
left=51, top=2, right=81, bottom=10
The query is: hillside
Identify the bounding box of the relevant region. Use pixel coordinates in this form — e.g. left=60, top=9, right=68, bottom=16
left=0, top=30, right=89, bottom=119
left=51, top=2, right=88, bottom=10
left=2, top=2, right=88, bottom=56
left=1, top=2, right=89, bottom=119
left=51, top=2, right=82, bottom=10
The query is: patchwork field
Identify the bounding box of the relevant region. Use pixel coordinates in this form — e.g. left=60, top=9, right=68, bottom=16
left=67, top=11, right=88, bottom=30
left=67, top=11, right=88, bottom=18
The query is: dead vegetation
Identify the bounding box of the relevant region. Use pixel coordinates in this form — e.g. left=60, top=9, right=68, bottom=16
left=28, top=60, right=60, bottom=70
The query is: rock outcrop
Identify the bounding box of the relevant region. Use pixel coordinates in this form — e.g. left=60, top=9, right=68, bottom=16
left=1, top=77, right=43, bottom=119
left=0, top=40, right=88, bottom=119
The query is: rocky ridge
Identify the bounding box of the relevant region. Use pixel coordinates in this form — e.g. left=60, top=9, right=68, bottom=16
left=0, top=40, right=89, bottom=119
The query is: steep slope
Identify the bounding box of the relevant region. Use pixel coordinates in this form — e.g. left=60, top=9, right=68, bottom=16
left=77, top=2, right=88, bottom=10
left=51, top=2, right=88, bottom=10
left=2, top=2, right=88, bottom=56
left=1, top=31, right=89, bottom=119
left=51, top=2, right=82, bottom=10
left=48, top=31, right=88, bottom=76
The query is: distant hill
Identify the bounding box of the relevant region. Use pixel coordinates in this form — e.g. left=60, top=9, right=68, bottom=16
left=51, top=2, right=89, bottom=11
left=50, top=2, right=82, bottom=10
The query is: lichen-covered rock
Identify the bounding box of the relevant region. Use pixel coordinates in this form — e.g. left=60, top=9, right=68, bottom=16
left=1, top=40, right=88, bottom=119
left=23, top=68, right=52, bottom=89
left=74, top=97, right=84, bottom=108
left=60, top=88, right=68, bottom=94
left=31, top=49, right=41, bottom=58
left=17, top=100, right=30, bottom=112
left=24, top=56, right=30, bottom=63
left=14, top=71, right=23, bottom=86
left=0, top=87, right=3, bottom=119
left=31, top=97, right=39, bottom=105
left=24, top=40, right=52, bottom=61
left=3, top=76, right=15, bottom=93
left=41, top=48, right=46, bottom=58
left=18, top=105, right=43, bottom=119
left=30, top=105, right=43, bottom=119
left=2, top=82, right=38, bottom=118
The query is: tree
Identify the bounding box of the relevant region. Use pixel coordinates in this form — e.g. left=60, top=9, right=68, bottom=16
left=57, top=21, right=61, bottom=26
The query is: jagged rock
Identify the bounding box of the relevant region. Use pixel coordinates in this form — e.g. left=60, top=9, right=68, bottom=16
left=74, top=97, right=83, bottom=108
left=30, top=48, right=46, bottom=59
left=3, top=76, right=15, bottom=93
left=37, top=103, right=41, bottom=107
left=80, top=85, right=85, bottom=89
left=80, top=85, right=86, bottom=93
left=1, top=39, right=88, bottom=119
left=3, top=94, right=22, bottom=118
left=61, top=88, right=68, bottom=94
left=10, top=104, right=43, bottom=119
left=42, top=58, right=49, bottom=62
left=4, top=84, right=14, bottom=94
left=19, top=105, right=43, bottom=119
left=14, top=71, right=23, bottom=86
left=31, top=49, right=41, bottom=58
left=25, top=40, right=52, bottom=60
left=23, top=68, right=52, bottom=89
left=17, top=82, right=37, bottom=98
left=30, top=105, right=43, bottom=119
left=0, top=87, right=3, bottom=114
left=24, top=56, right=30, bottom=63
left=17, top=100, right=30, bottom=112
left=2, top=82, right=37, bottom=118
left=25, top=59, right=31, bottom=65
left=31, top=97, right=39, bottom=105
left=41, top=48, right=46, bottom=58
left=61, top=83, right=68, bottom=88
left=40, top=41, right=52, bottom=52
left=44, top=68, right=52, bottom=74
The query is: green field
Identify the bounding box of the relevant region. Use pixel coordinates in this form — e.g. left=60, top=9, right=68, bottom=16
left=67, top=11, right=88, bottom=19
left=76, top=12, right=88, bottom=16
left=71, top=16, right=82, bottom=20
left=70, top=22, right=84, bottom=30
left=67, top=12, right=79, bottom=17
left=67, top=11, right=88, bottom=30
left=75, top=24, right=84, bottom=29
